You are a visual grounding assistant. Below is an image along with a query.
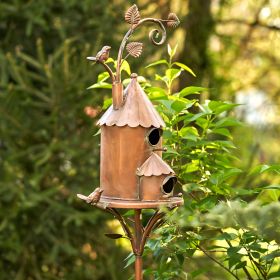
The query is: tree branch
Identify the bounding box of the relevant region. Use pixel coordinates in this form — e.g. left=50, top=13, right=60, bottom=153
left=195, top=243, right=239, bottom=280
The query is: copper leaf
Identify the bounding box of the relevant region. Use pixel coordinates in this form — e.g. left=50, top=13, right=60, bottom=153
left=167, top=13, right=180, bottom=28
left=126, top=42, right=143, bottom=58
left=125, top=4, right=141, bottom=25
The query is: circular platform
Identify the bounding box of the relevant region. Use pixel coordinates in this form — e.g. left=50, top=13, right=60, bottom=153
left=98, top=196, right=184, bottom=209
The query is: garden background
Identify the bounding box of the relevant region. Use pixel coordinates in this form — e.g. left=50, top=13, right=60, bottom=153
left=0, top=0, right=280, bottom=279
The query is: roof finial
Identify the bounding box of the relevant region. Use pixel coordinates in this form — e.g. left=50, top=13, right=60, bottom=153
left=131, top=73, right=138, bottom=79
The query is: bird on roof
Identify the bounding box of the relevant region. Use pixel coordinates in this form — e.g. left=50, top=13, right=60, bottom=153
left=77, top=187, right=104, bottom=205
left=87, top=46, right=111, bottom=63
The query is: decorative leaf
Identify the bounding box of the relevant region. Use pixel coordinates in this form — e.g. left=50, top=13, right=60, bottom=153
left=104, top=233, right=124, bottom=239
left=125, top=4, right=141, bottom=25
left=167, top=13, right=180, bottom=28
left=126, top=42, right=143, bottom=58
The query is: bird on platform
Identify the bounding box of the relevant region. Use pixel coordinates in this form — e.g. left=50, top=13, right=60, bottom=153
left=87, top=46, right=111, bottom=63
left=77, top=187, right=104, bottom=205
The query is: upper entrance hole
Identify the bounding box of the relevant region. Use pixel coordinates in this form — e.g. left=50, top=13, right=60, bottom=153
left=147, top=128, right=162, bottom=146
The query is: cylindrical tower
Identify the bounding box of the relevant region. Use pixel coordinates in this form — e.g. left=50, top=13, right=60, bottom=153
left=98, top=74, right=166, bottom=202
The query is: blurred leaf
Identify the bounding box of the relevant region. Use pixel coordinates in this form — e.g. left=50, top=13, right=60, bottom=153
left=180, top=127, right=199, bottom=141
left=178, top=86, right=207, bottom=97
left=97, top=72, right=110, bottom=82
left=102, top=98, right=112, bottom=109
left=145, top=59, right=168, bottom=68
left=166, top=68, right=182, bottom=84
left=87, top=82, right=112, bottom=89
left=167, top=44, right=178, bottom=59
left=124, top=253, right=135, bottom=268
left=208, top=101, right=238, bottom=114
left=146, top=87, right=167, bottom=100
left=212, top=128, right=232, bottom=138
left=257, top=189, right=280, bottom=203
left=120, top=59, right=131, bottom=75
left=105, top=233, right=124, bottom=239
left=173, top=62, right=196, bottom=77
left=268, top=271, right=280, bottom=279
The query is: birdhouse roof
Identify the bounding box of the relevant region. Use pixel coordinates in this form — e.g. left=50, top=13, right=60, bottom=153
left=137, top=152, right=174, bottom=176
left=97, top=74, right=165, bottom=128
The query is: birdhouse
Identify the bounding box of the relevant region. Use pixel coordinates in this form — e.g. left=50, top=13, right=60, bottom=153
left=77, top=4, right=183, bottom=209
left=97, top=73, right=183, bottom=208
left=77, top=4, right=183, bottom=280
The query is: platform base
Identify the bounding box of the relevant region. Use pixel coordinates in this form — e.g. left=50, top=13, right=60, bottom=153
left=98, top=196, right=184, bottom=209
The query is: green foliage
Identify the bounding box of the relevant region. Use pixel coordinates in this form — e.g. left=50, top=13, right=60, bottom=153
left=0, top=38, right=131, bottom=280
left=0, top=1, right=140, bottom=278
left=0, top=0, right=125, bottom=54
left=143, top=45, right=280, bottom=280
left=87, top=44, right=280, bottom=279
left=141, top=45, right=280, bottom=280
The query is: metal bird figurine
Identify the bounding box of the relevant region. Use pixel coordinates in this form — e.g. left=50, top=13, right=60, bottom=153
left=77, top=187, right=104, bottom=205
left=87, top=46, right=111, bottom=63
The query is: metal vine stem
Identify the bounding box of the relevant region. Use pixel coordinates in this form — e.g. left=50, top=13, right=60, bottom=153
left=109, top=208, right=166, bottom=280
left=115, top=18, right=167, bottom=83
left=94, top=203, right=167, bottom=280
left=94, top=4, right=179, bottom=84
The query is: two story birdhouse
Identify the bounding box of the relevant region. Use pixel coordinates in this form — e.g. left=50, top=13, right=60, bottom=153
left=97, top=73, right=183, bottom=208
left=77, top=6, right=184, bottom=280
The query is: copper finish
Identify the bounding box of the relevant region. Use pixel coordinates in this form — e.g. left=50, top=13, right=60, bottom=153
left=153, top=147, right=167, bottom=152
left=112, top=82, right=123, bottom=110
left=134, top=210, right=143, bottom=280
left=77, top=187, right=103, bottom=204
left=86, top=4, right=180, bottom=94
left=116, top=5, right=180, bottom=83
left=97, top=207, right=168, bottom=280
left=97, top=75, right=165, bottom=128
left=97, top=196, right=183, bottom=209
left=100, top=125, right=150, bottom=200
left=140, top=175, right=171, bottom=201
left=137, top=152, right=174, bottom=176
left=135, top=256, right=143, bottom=280
left=79, top=4, right=182, bottom=280
left=87, top=47, right=115, bottom=83
left=87, top=46, right=111, bottom=62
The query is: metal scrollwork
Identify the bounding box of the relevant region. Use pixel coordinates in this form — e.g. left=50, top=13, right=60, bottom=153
left=87, top=4, right=179, bottom=84
left=115, top=4, right=180, bottom=82
left=148, top=21, right=167, bottom=46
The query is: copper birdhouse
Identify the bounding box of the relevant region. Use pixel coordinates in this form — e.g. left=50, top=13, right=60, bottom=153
left=77, top=4, right=183, bottom=280
left=98, top=72, right=182, bottom=208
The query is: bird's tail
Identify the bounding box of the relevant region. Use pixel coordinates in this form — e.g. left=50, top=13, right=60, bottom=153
left=86, top=56, right=97, bottom=61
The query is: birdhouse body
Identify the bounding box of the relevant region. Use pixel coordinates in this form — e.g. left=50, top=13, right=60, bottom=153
left=140, top=175, right=167, bottom=201
left=96, top=74, right=183, bottom=208
left=100, top=125, right=150, bottom=200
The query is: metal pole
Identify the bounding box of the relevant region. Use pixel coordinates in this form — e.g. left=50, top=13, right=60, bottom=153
left=135, top=255, right=143, bottom=280
left=134, top=209, right=143, bottom=280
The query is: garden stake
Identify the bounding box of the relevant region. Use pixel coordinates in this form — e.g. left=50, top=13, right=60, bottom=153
left=77, top=5, right=183, bottom=280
